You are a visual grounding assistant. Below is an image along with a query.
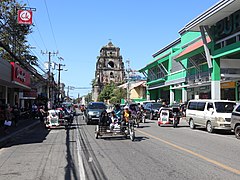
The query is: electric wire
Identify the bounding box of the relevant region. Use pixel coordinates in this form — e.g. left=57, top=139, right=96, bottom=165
left=28, top=34, right=48, bottom=70
left=43, top=0, right=58, bottom=50
left=26, top=0, right=48, bottom=50
left=25, top=0, right=56, bottom=74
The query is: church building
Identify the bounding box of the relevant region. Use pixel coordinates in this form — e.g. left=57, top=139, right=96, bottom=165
left=92, top=41, right=125, bottom=102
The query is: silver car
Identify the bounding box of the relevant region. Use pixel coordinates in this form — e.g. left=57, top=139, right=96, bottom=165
left=231, top=103, right=240, bottom=139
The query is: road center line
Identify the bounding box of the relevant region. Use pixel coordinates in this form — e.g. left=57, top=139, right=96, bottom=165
left=137, top=129, right=240, bottom=175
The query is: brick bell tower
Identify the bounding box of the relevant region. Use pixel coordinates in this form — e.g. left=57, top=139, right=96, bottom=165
left=92, top=41, right=125, bottom=102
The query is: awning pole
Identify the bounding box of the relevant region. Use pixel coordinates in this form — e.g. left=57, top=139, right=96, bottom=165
left=200, top=26, right=213, bottom=68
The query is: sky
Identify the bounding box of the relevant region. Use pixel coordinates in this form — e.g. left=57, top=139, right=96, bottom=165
left=22, top=0, right=220, bottom=98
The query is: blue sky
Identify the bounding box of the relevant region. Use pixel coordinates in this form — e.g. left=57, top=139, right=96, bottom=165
left=23, top=0, right=220, bottom=98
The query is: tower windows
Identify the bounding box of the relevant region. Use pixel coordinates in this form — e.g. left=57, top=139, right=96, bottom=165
left=108, top=61, right=114, bottom=68
left=110, top=72, right=114, bottom=78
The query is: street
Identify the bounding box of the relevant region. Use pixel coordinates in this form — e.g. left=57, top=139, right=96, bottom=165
left=0, top=114, right=240, bottom=180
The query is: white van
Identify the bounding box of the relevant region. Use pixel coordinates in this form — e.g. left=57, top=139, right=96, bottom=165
left=186, top=99, right=236, bottom=133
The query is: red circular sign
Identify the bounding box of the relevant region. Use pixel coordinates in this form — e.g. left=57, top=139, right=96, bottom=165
left=18, top=10, right=33, bottom=25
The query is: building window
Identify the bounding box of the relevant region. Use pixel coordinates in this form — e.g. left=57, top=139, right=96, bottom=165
left=110, top=72, right=114, bottom=78
left=226, top=37, right=236, bottom=46
left=108, top=61, right=114, bottom=68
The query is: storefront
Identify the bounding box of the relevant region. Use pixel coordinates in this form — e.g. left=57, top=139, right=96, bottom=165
left=175, top=0, right=240, bottom=101
left=0, top=58, right=13, bottom=105
left=10, top=62, right=31, bottom=108
left=139, top=38, right=188, bottom=104
left=140, top=0, right=240, bottom=103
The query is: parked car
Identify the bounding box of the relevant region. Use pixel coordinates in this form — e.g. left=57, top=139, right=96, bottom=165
left=186, top=99, right=236, bottom=133
left=231, top=103, right=240, bottom=139
left=85, top=102, right=107, bottom=125
left=144, top=102, right=163, bottom=120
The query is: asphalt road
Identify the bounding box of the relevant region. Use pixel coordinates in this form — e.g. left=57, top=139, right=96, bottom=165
left=0, top=113, right=239, bottom=180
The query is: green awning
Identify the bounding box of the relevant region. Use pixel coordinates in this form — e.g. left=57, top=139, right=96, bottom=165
left=139, top=52, right=170, bottom=72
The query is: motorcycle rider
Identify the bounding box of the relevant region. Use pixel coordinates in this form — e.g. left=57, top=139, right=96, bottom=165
left=114, top=104, right=122, bottom=121
left=121, top=106, right=131, bottom=132
left=109, top=111, right=119, bottom=131
left=99, top=110, right=111, bottom=126
left=172, top=101, right=181, bottom=128
left=139, top=104, right=146, bottom=123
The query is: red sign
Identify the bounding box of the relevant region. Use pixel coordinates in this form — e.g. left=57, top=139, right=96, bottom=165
left=17, top=10, right=33, bottom=25
left=23, top=90, right=37, bottom=98
left=11, top=62, right=31, bottom=87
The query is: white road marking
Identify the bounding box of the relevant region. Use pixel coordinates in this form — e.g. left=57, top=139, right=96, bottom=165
left=88, top=157, right=93, bottom=162
left=76, top=128, right=86, bottom=180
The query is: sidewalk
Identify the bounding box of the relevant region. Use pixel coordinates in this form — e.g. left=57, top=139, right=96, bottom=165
left=0, top=118, right=40, bottom=148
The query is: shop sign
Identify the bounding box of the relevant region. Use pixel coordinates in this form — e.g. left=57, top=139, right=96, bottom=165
left=210, top=9, right=240, bottom=41
left=17, top=10, right=33, bottom=25
left=11, top=62, right=30, bottom=87
left=199, top=86, right=207, bottom=90
left=221, top=82, right=236, bottom=89
left=199, top=86, right=210, bottom=90
left=23, top=90, right=37, bottom=97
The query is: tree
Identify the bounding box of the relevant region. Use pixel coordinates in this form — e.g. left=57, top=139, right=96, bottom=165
left=0, top=0, right=36, bottom=65
left=110, top=87, right=127, bottom=104
left=98, top=82, right=116, bottom=102
left=98, top=82, right=127, bottom=104
left=85, top=92, right=92, bottom=104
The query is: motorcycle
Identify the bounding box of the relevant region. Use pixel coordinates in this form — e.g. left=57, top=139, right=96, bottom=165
left=131, top=112, right=140, bottom=128
left=141, top=109, right=146, bottom=123
left=172, top=106, right=181, bottom=128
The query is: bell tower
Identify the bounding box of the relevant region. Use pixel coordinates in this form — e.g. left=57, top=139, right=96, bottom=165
left=92, top=41, right=125, bottom=101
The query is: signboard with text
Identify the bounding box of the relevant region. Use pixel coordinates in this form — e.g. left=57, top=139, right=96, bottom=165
left=11, top=62, right=31, bottom=88
left=17, top=10, right=33, bottom=25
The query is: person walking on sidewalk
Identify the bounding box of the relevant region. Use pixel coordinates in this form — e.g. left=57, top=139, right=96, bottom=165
left=12, top=105, right=20, bottom=127
left=39, top=106, right=46, bottom=123
left=4, top=104, right=13, bottom=134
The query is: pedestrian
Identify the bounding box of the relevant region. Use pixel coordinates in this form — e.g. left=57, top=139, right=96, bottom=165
left=12, top=105, right=20, bottom=127
left=39, top=106, right=46, bottom=122
left=31, top=103, right=38, bottom=119
left=4, top=104, right=13, bottom=134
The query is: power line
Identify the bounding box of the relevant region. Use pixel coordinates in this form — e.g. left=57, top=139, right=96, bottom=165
left=43, top=0, right=58, bottom=50
left=26, top=0, right=48, bottom=50
left=3, top=30, right=46, bottom=75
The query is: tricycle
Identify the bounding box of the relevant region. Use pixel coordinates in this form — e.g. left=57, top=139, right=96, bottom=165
left=158, top=107, right=173, bottom=126
left=158, top=106, right=181, bottom=127
left=95, top=112, right=135, bottom=141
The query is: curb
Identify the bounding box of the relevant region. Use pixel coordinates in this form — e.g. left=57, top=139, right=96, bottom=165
left=0, top=120, right=40, bottom=148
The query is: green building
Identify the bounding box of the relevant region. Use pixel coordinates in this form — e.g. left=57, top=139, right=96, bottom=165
left=140, top=0, right=240, bottom=104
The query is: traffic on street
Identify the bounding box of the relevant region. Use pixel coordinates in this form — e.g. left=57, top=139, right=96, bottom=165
left=0, top=108, right=239, bottom=180
left=1, top=0, right=240, bottom=180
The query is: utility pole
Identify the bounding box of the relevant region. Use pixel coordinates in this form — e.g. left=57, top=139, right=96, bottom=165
left=67, top=86, right=70, bottom=101
left=126, top=59, right=131, bottom=104
left=42, top=50, right=58, bottom=109
left=57, top=63, right=65, bottom=103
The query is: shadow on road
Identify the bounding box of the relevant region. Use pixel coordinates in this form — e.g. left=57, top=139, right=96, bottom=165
left=101, top=136, right=129, bottom=141
left=101, top=135, right=149, bottom=142
left=3, top=123, right=50, bottom=148
left=191, top=127, right=234, bottom=135
left=64, top=125, right=79, bottom=180
left=133, top=136, right=149, bottom=142
left=136, top=125, right=151, bottom=128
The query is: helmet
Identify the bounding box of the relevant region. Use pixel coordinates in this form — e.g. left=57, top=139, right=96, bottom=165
left=124, top=106, right=129, bottom=109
